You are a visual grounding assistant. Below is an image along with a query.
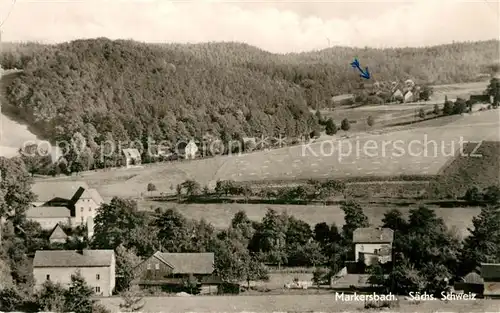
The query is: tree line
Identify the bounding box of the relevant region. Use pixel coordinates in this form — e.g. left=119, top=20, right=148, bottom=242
left=0, top=39, right=498, bottom=171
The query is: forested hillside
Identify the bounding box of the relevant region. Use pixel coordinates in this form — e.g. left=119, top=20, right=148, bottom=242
left=0, top=38, right=498, bottom=169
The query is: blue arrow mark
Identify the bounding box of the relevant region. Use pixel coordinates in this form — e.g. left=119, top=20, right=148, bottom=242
left=350, top=58, right=370, bottom=79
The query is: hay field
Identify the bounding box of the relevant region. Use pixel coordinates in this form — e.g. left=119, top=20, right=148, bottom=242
left=99, top=294, right=499, bottom=313
left=39, top=110, right=500, bottom=199
left=431, top=80, right=490, bottom=102
left=141, top=201, right=480, bottom=239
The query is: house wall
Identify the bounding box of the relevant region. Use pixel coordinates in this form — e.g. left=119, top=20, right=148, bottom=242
left=34, top=265, right=114, bottom=296
left=73, top=198, right=100, bottom=226
left=49, top=238, right=66, bottom=244
left=134, top=255, right=174, bottom=281
left=185, top=145, right=198, bottom=159
left=354, top=243, right=391, bottom=263
left=30, top=217, right=72, bottom=230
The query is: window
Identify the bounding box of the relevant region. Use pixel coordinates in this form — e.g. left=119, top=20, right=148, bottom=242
left=89, top=208, right=92, bottom=212
left=155, top=263, right=160, bottom=270
left=95, top=286, right=100, bottom=293
left=81, top=207, right=84, bottom=212
left=46, top=274, right=50, bottom=280
left=96, top=274, right=100, bottom=280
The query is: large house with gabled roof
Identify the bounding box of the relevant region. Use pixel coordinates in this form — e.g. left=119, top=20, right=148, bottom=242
left=122, top=148, right=142, bottom=168
left=27, top=181, right=104, bottom=230
left=33, top=249, right=115, bottom=296
left=353, top=227, right=394, bottom=266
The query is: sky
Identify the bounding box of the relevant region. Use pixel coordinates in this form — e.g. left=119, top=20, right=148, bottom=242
left=0, top=0, right=498, bottom=53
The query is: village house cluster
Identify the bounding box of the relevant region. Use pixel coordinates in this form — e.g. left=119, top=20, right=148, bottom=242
left=24, top=181, right=500, bottom=299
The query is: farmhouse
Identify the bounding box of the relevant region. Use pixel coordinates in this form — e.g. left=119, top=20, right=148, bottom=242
left=353, top=227, right=394, bottom=266
left=27, top=181, right=104, bottom=229
left=33, top=249, right=116, bottom=296
left=48, top=223, right=69, bottom=244
left=481, top=263, right=500, bottom=298
left=122, top=148, right=142, bottom=168
left=454, top=271, right=484, bottom=295
left=391, top=89, right=404, bottom=103
left=133, top=251, right=219, bottom=293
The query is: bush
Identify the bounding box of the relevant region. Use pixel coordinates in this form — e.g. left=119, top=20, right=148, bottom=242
left=325, top=118, right=337, bottom=135
left=341, top=118, right=350, bottom=131
left=453, top=98, right=467, bottom=114
left=443, top=101, right=454, bottom=115
left=418, top=108, right=425, bottom=119
left=367, top=115, right=374, bottom=127
left=310, top=129, right=321, bottom=139
left=433, top=103, right=440, bottom=114
left=0, top=287, right=24, bottom=311
left=364, top=299, right=400, bottom=309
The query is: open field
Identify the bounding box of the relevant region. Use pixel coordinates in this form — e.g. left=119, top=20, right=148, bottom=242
left=99, top=294, right=500, bottom=313
left=142, top=201, right=480, bottom=239
left=320, top=80, right=489, bottom=132
left=431, top=80, right=490, bottom=102
left=36, top=109, right=500, bottom=200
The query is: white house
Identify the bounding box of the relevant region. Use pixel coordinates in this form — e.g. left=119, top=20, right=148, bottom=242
left=122, top=148, right=142, bottom=168
left=33, top=249, right=115, bottom=297
left=184, top=140, right=198, bottom=160
left=27, top=181, right=105, bottom=229
left=392, top=89, right=404, bottom=103
left=353, top=227, right=394, bottom=266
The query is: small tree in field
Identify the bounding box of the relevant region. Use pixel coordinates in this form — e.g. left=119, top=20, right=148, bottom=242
left=367, top=116, right=374, bottom=127
left=418, top=108, right=425, bottom=119
left=147, top=183, right=156, bottom=195
left=325, top=118, right=337, bottom=135
left=433, top=103, right=440, bottom=115
left=341, top=118, right=350, bottom=131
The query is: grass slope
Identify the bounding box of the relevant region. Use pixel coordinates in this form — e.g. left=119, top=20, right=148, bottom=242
left=35, top=110, right=500, bottom=200
left=429, top=141, right=500, bottom=198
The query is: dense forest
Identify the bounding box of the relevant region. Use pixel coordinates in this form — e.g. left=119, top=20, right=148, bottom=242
left=0, top=38, right=498, bottom=170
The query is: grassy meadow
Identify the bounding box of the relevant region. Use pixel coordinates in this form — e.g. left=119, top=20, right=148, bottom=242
left=99, top=294, right=500, bottom=313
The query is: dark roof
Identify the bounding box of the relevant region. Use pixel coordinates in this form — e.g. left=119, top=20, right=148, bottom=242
left=481, top=263, right=500, bottom=280
left=353, top=228, right=394, bottom=243
left=32, top=181, right=90, bottom=202
left=122, top=148, right=141, bottom=159
left=49, top=224, right=68, bottom=241
left=26, top=206, right=71, bottom=218
left=152, top=252, right=214, bottom=274
left=33, top=250, right=114, bottom=267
